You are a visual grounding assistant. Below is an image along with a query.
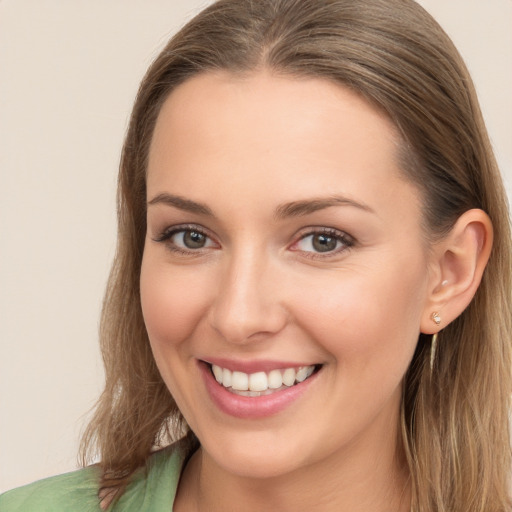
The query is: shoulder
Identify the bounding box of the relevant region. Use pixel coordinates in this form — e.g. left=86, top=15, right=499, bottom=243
left=110, top=446, right=184, bottom=511
left=0, top=465, right=102, bottom=512
left=0, top=447, right=185, bottom=512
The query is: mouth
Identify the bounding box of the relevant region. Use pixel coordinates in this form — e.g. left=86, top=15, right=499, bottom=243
left=199, top=360, right=323, bottom=418
left=206, top=362, right=322, bottom=397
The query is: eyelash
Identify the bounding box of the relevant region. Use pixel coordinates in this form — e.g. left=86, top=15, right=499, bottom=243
left=290, top=227, right=355, bottom=259
left=153, top=225, right=355, bottom=258
left=152, top=224, right=216, bottom=256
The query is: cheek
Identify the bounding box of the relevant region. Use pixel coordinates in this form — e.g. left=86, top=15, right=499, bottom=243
left=290, top=260, right=426, bottom=368
left=140, top=255, right=212, bottom=351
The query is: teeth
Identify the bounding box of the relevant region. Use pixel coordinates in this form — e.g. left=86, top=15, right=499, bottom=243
left=296, top=366, right=314, bottom=382
left=222, top=368, right=232, bottom=388
left=249, top=372, right=268, bottom=392
left=268, top=369, right=283, bottom=389
left=231, top=371, right=248, bottom=391
left=212, top=364, right=223, bottom=383
left=282, top=368, right=296, bottom=386
left=210, top=364, right=316, bottom=394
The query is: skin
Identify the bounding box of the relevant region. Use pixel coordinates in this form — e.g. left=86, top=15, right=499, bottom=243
left=139, top=71, right=481, bottom=511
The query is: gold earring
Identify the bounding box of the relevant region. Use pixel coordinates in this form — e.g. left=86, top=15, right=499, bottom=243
left=430, top=312, right=441, bottom=372
left=430, top=332, right=438, bottom=372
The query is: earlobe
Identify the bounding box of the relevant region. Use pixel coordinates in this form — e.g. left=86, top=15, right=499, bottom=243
left=421, top=209, right=493, bottom=334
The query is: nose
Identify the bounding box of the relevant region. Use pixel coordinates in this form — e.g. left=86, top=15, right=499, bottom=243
left=208, top=249, right=288, bottom=344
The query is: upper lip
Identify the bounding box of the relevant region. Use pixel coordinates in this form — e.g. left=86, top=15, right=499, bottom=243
left=200, top=357, right=320, bottom=374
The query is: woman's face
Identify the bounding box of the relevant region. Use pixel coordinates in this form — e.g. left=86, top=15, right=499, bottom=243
left=141, top=71, right=434, bottom=479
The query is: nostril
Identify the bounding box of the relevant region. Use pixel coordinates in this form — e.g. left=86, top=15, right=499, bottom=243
left=208, top=306, right=290, bottom=345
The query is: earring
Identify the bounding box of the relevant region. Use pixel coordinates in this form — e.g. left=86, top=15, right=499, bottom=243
left=430, top=312, right=441, bottom=372
left=430, top=333, right=438, bottom=372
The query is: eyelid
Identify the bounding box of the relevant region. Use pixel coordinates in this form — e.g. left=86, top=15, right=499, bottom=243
left=289, top=226, right=355, bottom=257
left=152, top=223, right=219, bottom=252
left=151, top=223, right=354, bottom=258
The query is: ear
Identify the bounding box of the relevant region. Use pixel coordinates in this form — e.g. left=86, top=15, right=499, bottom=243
left=420, top=209, right=493, bottom=334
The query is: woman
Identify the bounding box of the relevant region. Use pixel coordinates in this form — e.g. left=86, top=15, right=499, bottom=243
left=1, top=0, right=510, bottom=510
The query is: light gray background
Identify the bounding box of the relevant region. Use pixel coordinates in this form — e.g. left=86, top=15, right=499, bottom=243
left=1, top=0, right=511, bottom=492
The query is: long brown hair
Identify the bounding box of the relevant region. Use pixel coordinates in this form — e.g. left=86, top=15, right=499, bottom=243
left=80, top=1, right=512, bottom=510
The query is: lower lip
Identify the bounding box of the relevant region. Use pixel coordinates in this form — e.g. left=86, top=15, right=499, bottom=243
left=199, top=362, right=319, bottom=419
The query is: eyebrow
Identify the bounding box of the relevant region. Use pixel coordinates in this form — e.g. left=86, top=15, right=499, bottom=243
left=147, top=193, right=374, bottom=219
left=274, top=195, right=375, bottom=219
left=147, top=193, right=214, bottom=216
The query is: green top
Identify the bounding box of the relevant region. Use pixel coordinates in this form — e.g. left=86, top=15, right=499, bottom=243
left=0, top=447, right=183, bottom=511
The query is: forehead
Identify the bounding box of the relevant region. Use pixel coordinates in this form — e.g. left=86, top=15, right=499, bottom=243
left=147, top=71, right=420, bottom=225
left=149, top=71, right=400, bottom=164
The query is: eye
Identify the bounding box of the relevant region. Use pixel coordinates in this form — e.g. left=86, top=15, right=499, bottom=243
left=291, top=228, right=354, bottom=256
left=153, top=226, right=217, bottom=253
left=174, top=230, right=211, bottom=249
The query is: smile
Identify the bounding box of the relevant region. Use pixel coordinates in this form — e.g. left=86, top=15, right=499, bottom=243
left=210, top=364, right=317, bottom=397
left=200, top=360, right=322, bottom=418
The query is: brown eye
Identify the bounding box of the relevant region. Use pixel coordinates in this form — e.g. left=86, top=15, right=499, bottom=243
left=292, top=229, right=354, bottom=256
left=153, top=227, right=217, bottom=253
left=312, top=234, right=338, bottom=252
left=182, top=230, right=207, bottom=249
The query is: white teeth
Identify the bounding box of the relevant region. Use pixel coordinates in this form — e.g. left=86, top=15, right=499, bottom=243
left=222, top=368, right=232, bottom=388
left=282, top=368, right=296, bottom=387
left=267, top=369, right=283, bottom=389
left=296, top=366, right=314, bottom=382
left=212, top=365, right=223, bottom=383
left=210, top=364, right=316, bottom=394
left=231, top=371, right=249, bottom=391
left=249, top=372, right=268, bottom=392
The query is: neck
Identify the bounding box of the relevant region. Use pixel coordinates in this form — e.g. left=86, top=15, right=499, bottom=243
left=175, top=425, right=411, bottom=512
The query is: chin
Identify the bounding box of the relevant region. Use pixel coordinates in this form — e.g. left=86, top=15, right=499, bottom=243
left=198, top=428, right=315, bottom=480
